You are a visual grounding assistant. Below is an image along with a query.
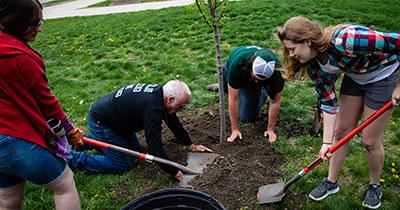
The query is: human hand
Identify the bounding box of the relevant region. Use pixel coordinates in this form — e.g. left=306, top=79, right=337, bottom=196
left=227, top=129, right=242, bottom=142
left=319, top=143, right=332, bottom=161
left=190, top=144, right=213, bottom=153
left=392, top=84, right=400, bottom=106
left=174, top=171, right=184, bottom=181
left=264, top=130, right=277, bottom=143
left=67, top=127, right=84, bottom=150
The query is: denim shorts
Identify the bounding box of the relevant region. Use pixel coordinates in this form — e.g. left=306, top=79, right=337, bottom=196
left=0, top=134, right=67, bottom=188
left=340, top=68, right=399, bottom=110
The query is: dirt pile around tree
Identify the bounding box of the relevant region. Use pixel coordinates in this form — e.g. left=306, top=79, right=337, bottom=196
left=120, top=105, right=307, bottom=209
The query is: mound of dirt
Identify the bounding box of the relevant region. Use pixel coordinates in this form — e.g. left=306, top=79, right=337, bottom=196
left=119, top=105, right=307, bottom=209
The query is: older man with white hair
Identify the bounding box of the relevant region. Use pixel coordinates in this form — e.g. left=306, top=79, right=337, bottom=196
left=69, top=80, right=212, bottom=181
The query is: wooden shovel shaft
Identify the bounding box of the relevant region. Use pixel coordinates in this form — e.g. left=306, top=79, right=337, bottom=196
left=302, top=101, right=393, bottom=174
left=82, top=137, right=201, bottom=175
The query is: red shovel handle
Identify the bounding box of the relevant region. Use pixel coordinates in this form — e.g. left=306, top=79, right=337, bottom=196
left=82, top=136, right=110, bottom=149
left=303, top=101, right=393, bottom=173
left=82, top=136, right=146, bottom=160
left=81, top=136, right=201, bottom=175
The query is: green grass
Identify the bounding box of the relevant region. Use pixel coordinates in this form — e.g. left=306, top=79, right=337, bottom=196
left=87, top=0, right=112, bottom=8
left=88, top=0, right=171, bottom=8
left=24, top=0, right=400, bottom=209
left=42, top=0, right=73, bottom=7
left=44, top=0, right=170, bottom=8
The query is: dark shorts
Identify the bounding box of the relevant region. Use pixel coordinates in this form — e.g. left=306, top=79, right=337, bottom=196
left=0, top=134, right=67, bottom=188
left=340, top=68, right=399, bottom=110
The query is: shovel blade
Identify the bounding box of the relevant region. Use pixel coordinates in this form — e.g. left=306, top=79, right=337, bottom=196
left=186, top=152, right=219, bottom=172
left=178, top=152, right=219, bottom=187
left=257, top=182, right=287, bottom=204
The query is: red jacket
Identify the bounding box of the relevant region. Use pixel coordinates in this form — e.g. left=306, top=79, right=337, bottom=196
left=0, top=32, right=66, bottom=150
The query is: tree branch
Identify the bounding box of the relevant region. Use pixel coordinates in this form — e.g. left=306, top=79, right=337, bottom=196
left=196, top=0, right=212, bottom=28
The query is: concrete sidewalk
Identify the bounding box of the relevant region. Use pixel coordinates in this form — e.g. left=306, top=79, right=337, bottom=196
left=43, top=0, right=194, bottom=20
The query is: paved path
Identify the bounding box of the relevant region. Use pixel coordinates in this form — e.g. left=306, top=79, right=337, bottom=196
left=43, top=0, right=194, bottom=19
left=40, top=0, right=55, bottom=3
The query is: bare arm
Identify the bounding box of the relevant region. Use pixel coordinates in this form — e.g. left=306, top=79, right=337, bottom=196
left=227, top=85, right=242, bottom=142
left=319, top=111, right=337, bottom=160
left=267, top=91, right=282, bottom=132
left=264, top=91, right=282, bottom=143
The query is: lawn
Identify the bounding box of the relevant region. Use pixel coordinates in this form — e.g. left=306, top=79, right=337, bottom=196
left=42, top=0, right=74, bottom=7
left=25, top=0, right=400, bottom=209
left=87, top=0, right=171, bottom=8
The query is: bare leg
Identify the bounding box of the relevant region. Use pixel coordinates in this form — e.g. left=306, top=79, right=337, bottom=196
left=0, top=182, right=25, bottom=210
left=45, top=167, right=80, bottom=210
left=327, top=95, right=363, bottom=182
left=362, top=106, right=393, bottom=185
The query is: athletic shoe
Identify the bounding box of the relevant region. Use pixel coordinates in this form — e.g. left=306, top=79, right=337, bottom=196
left=362, top=184, right=382, bottom=209
left=309, top=178, right=340, bottom=201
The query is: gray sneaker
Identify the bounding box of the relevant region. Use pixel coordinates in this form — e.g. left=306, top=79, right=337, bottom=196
left=309, top=178, right=340, bottom=201
left=362, top=184, right=382, bottom=209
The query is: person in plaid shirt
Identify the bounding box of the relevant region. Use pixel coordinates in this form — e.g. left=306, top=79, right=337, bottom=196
left=276, top=16, right=400, bottom=209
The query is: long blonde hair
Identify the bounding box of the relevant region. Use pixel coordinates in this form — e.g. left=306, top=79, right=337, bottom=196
left=276, top=16, right=333, bottom=80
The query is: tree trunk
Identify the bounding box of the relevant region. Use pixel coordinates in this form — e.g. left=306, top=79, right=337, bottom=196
left=208, top=0, right=226, bottom=144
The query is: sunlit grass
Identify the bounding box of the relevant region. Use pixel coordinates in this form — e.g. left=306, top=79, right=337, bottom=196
left=25, top=0, right=400, bottom=209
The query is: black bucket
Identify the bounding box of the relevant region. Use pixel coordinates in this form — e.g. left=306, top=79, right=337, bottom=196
left=121, top=188, right=226, bottom=210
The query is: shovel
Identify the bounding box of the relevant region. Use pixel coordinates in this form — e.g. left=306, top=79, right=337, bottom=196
left=257, top=101, right=393, bottom=204
left=178, top=152, right=220, bottom=187
left=82, top=137, right=202, bottom=175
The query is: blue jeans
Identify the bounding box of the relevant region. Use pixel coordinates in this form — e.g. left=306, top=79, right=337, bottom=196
left=0, top=134, right=67, bottom=188
left=222, top=63, right=267, bottom=123
left=68, top=116, right=140, bottom=174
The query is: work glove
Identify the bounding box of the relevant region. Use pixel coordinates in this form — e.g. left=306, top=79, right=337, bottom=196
left=67, top=127, right=84, bottom=150
left=174, top=171, right=184, bottom=181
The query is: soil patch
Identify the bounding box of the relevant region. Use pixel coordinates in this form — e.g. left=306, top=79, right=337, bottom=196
left=119, top=105, right=307, bottom=209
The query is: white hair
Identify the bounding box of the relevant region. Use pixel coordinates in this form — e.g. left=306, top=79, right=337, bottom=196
left=163, top=80, right=191, bottom=102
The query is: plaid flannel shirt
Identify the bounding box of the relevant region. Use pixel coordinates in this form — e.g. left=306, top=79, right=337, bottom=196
left=307, top=24, right=400, bottom=114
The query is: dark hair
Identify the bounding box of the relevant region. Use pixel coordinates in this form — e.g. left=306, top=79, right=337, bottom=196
left=0, top=0, right=42, bottom=38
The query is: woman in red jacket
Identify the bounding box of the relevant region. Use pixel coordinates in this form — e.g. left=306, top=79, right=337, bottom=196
left=0, top=0, right=82, bottom=209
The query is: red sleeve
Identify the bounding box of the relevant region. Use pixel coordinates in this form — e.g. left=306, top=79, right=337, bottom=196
left=16, top=55, right=66, bottom=120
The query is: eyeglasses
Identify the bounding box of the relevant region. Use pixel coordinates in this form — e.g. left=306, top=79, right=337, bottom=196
left=32, top=18, right=45, bottom=28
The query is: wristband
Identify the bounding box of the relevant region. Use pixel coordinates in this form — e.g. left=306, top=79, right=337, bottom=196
left=61, top=117, right=74, bottom=134
left=323, top=142, right=332, bottom=145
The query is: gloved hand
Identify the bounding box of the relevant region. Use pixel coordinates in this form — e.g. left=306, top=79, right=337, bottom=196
left=67, top=127, right=84, bottom=150
left=174, top=171, right=184, bottom=181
